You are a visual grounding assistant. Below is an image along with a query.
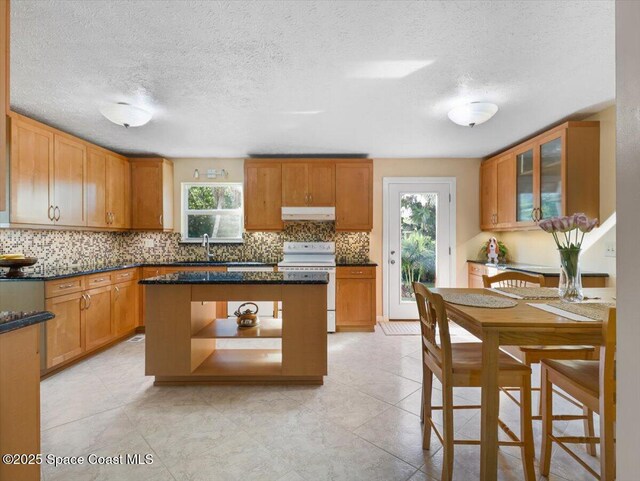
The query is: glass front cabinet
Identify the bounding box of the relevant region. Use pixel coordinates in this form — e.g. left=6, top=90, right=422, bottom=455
left=480, top=122, right=599, bottom=231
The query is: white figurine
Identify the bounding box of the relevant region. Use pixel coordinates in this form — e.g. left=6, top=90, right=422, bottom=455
left=486, top=237, right=500, bottom=264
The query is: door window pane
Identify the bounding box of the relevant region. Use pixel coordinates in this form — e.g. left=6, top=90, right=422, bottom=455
left=516, top=149, right=534, bottom=222
left=540, top=138, right=562, bottom=219
left=400, top=193, right=437, bottom=301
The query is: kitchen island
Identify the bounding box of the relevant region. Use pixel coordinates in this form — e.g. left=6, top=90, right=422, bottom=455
left=141, top=271, right=328, bottom=385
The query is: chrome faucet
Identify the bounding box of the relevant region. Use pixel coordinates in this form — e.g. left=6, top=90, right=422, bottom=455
left=202, top=233, right=212, bottom=261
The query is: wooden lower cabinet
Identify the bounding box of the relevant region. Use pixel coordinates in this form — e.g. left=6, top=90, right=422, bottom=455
left=43, top=268, right=140, bottom=373
left=44, top=292, right=85, bottom=369
left=467, top=262, right=607, bottom=288
left=113, top=280, right=138, bottom=335
left=84, top=285, right=114, bottom=352
left=336, top=266, right=376, bottom=332
left=0, top=325, right=41, bottom=481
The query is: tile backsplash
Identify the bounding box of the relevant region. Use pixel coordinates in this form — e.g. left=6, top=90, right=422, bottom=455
left=0, top=223, right=370, bottom=272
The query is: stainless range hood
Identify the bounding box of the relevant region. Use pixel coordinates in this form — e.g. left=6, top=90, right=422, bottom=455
left=281, top=207, right=335, bottom=221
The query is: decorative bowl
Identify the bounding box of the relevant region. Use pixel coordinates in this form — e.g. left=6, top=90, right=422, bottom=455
left=0, top=257, right=38, bottom=277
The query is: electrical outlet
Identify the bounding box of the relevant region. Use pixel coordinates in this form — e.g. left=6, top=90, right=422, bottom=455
left=143, top=239, right=155, bottom=249
left=604, top=242, right=616, bottom=258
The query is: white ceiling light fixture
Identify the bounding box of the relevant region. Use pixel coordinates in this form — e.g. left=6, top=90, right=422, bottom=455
left=447, top=102, right=498, bottom=127
left=99, top=102, right=152, bottom=128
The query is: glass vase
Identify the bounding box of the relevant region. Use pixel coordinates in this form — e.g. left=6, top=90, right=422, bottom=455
left=558, top=247, right=583, bottom=302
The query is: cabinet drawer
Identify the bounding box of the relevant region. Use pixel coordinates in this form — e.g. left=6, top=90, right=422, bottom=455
left=336, top=266, right=376, bottom=279
left=112, top=268, right=138, bottom=284
left=85, top=273, right=112, bottom=288
left=468, top=263, right=486, bottom=276
left=45, top=277, right=84, bottom=298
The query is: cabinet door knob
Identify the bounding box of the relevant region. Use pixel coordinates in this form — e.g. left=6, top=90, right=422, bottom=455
left=85, top=294, right=92, bottom=309
left=159, top=214, right=163, bottom=226
left=48, top=205, right=54, bottom=221
left=54, top=206, right=61, bottom=221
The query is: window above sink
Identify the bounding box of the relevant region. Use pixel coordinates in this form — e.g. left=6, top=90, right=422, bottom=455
left=180, top=183, right=244, bottom=243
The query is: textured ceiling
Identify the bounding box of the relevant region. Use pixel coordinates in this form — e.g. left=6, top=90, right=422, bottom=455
left=10, top=0, right=615, bottom=158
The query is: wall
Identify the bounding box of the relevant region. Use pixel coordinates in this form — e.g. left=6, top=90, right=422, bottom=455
left=370, top=157, right=487, bottom=318
left=616, top=1, right=640, bottom=472
left=497, top=106, right=617, bottom=285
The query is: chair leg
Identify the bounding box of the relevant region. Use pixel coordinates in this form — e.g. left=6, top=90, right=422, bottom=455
left=441, top=385, right=455, bottom=481
left=600, top=390, right=616, bottom=480
left=420, top=368, right=425, bottom=423
left=539, top=365, right=553, bottom=477
left=422, top=369, right=433, bottom=450
left=583, top=406, right=596, bottom=456
left=520, top=375, right=536, bottom=481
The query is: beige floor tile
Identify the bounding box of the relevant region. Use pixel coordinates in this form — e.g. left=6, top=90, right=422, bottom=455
left=354, top=405, right=437, bottom=468
left=42, top=407, right=136, bottom=457
left=38, top=329, right=607, bottom=480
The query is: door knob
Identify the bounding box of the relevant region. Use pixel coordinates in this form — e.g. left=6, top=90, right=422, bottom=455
left=391, top=250, right=396, bottom=255
left=390, top=260, right=396, bottom=264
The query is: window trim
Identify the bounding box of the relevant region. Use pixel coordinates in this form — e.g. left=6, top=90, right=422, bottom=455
left=180, top=182, right=244, bottom=243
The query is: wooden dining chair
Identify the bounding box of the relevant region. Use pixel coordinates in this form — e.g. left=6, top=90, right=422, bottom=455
left=413, top=282, right=536, bottom=481
left=540, top=308, right=616, bottom=480
left=482, top=272, right=597, bottom=432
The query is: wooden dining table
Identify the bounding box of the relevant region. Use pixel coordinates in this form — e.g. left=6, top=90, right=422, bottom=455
left=432, top=287, right=615, bottom=481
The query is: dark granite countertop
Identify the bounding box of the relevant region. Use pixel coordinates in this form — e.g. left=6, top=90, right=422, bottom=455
left=467, top=259, right=609, bottom=278
left=0, top=261, right=278, bottom=281
left=0, top=311, right=54, bottom=335
left=140, top=271, right=329, bottom=285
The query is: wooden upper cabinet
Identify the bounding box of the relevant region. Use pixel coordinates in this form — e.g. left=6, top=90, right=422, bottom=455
left=308, top=162, right=335, bottom=206
left=244, top=160, right=283, bottom=231
left=9, top=113, right=128, bottom=230
left=282, top=161, right=335, bottom=206
left=495, top=154, right=516, bottom=227
left=0, top=1, right=7, bottom=213
left=106, top=154, right=130, bottom=228
left=480, top=158, right=497, bottom=230
left=480, top=121, right=599, bottom=232
left=87, top=150, right=130, bottom=229
left=335, top=161, right=373, bottom=231
left=130, top=158, right=174, bottom=231
left=10, top=116, right=54, bottom=225
left=282, top=163, right=308, bottom=206
left=53, top=134, right=86, bottom=226
left=86, top=148, right=108, bottom=227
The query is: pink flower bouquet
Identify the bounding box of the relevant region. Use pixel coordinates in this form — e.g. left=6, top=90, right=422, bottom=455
left=538, top=213, right=598, bottom=249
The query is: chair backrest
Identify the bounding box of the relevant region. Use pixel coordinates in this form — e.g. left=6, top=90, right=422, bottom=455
left=482, top=271, right=546, bottom=288
left=601, top=307, right=616, bottom=405
left=413, top=282, right=453, bottom=375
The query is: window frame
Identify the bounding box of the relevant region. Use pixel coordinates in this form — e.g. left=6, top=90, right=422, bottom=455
left=180, top=182, right=244, bottom=243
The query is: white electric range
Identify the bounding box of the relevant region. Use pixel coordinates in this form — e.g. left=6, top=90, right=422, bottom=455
left=277, top=242, right=336, bottom=332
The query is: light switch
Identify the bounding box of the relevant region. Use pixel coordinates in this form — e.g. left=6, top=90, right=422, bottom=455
left=143, top=239, right=155, bottom=249
left=604, top=242, right=616, bottom=258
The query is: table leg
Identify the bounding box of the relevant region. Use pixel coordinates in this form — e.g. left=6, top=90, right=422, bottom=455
left=480, top=330, right=500, bottom=481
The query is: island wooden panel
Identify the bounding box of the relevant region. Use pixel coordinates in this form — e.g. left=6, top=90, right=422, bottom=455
left=145, top=282, right=327, bottom=384
left=0, top=325, right=41, bottom=481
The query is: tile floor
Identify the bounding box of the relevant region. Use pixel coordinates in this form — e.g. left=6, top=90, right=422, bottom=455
left=40, top=326, right=602, bottom=481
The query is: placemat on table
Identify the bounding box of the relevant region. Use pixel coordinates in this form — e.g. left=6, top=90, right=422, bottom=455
left=441, top=292, right=517, bottom=309
left=492, top=287, right=560, bottom=300
left=546, top=301, right=615, bottom=321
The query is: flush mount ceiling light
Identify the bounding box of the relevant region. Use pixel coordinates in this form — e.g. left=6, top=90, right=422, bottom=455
left=447, top=102, right=499, bottom=127
left=99, top=102, right=152, bottom=128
